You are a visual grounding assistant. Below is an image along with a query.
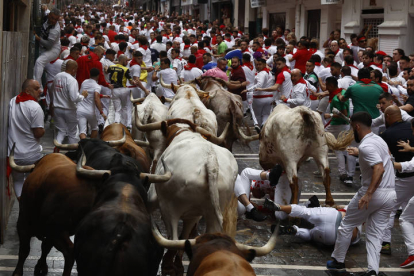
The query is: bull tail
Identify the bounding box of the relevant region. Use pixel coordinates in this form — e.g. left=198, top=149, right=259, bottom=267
left=229, top=99, right=246, bottom=146
left=205, top=146, right=224, bottom=232
left=324, top=129, right=354, bottom=151
left=299, top=108, right=317, bottom=142
left=222, top=194, right=238, bottom=238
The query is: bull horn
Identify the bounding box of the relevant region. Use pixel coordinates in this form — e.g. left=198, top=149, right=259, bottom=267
left=134, top=139, right=150, bottom=147
left=151, top=219, right=195, bottom=250
left=106, top=129, right=126, bottom=146
left=160, top=75, right=180, bottom=91
left=134, top=106, right=163, bottom=131
left=53, top=128, right=79, bottom=150
left=235, top=223, right=278, bottom=256
left=140, top=159, right=171, bottom=183
left=237, top=125, right=259, bottom=142
left=130, top=90, right=145, bottom=104
left=195, top=122, right=230, bottom=145
left=76, top=149, right=111, bottom=179
left=9, top=143, right=35, bottom=172
left=164, top=97, right=173, bottom=103
left=195, top=89, right=211, bottom=99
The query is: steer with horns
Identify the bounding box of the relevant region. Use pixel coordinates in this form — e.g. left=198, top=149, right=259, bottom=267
left=152, top=221, right=278, bottom=276
left=239, top=104, right=354, bottom=206
left=136, top=118, right=237, bottom=275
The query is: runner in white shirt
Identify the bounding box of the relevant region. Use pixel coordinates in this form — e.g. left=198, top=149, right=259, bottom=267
left=7, top=79, right=44, bottom=199
left=171, top=49, right=185, bottom=79
left=327, top=112, right=396, bottom=275
left=137, top=37, right=153, bottom=88
left=281, top=69, right=311, bottom=108
left=180, top=55, right=203, bottom=82
left=77, top=69, right=107, bottom=139
left=100, top=49, right=116, bottom=128
left=44, top=57, right=64, bottom=111
left=152, top=58, right=178, bottom=103
left=51, top=60, right=88, bottom=145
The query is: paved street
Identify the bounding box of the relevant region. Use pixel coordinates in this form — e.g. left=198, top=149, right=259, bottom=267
left=0, top=116, right=410, bottom=276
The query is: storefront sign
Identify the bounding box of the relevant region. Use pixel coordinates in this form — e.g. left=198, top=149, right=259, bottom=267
left=321, top=0, right=340, bottom=4
left=251, top=0, right=265, bottom=8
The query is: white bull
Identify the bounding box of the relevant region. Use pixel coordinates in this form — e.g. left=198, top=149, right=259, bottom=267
left=240, top=104, right=353, bottom=206
left=130, top=93, right=169, bottom=173
left=136, top=118, right=236, bottom=276
left=160, top=76, right=218, bottom=135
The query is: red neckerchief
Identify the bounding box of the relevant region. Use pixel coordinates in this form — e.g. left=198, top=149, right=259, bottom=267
left=88, top=34, right=94, bottom=38
left=173, top=35, right=180, bottom=39
left=65, top=33, right=73, bottom=38
left=193, top=40, right=198, bottom=44
left=16, top=92, right=37, bottom=104
left=242, top=49, right=250, bottom=53
left=374, top=62, right=383, bottom=69
left=349, top=64, right=358, bottom=69
left=242, top=63, right=253, bottom=70
left=117, top=50, right=125, bottom=56
left=238, top=31, right=243, bottom=35
left=315, top=62, right=321, bottom=66
left=196, top=49, right=206, bottom=55
left=365, top=62, right=376, bottom=68
left=360, top=78, right=373, bottom=84
left=265, top=46, right=271, bottom=50
left=184, top=44, right=191, bottom=49
left=50, top=57, right=59, bottom=64
left=377, top=82, right=389, bottom=93
left=65, top=55, right=75, bottom=60
left=133, top=41, right=139, bottom=45
left=174, top=57, right=182, bottom=61
left=129, top=59, right=141, bottom=67
left=163, top=34, right=169, bottom=38
left=334, top=48, right=340, bottom=55
left=231, top=65, right=241, bottom=75
left=184, top=63, right=197, bottom=70
left=141, top=45, right=148, bottom=51
left=225, top=38, right=231, bottom=42
left=309, top=48, right=317, bottom=54
left=119, top=39, right=126, bottom=43
left=255, top=47, right=265, bottom=53
left=338, top=209, right=346, bottom=213
left=326, top=65, right=331, bottom=68
left=329, top=88, right=343, bottom=102
left=255, top=67, right=270, bottom=75
left=81, top=42, right=89, bottom=47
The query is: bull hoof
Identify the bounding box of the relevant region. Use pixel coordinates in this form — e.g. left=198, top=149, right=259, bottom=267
left=161, top=267, right=176, bottom=276
left=12, top=269, right=23, bottom=276
left=325, top=199, right=335, bottom=206
left=34, top=263, right=48, bottom=276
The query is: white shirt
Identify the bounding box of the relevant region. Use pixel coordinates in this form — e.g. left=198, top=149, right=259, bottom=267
left=338, top=76, right=356, bottom=90
left=127, top=63, right=142, bottom=87
left=287, top=79, right=311, bottom=108
left=53, top=72, right=84, bottom=110
left=137, top=46, right=152, bottom=66
left=44, top=59, right=64, bottom=83
left=318, top=67, right=332, bottom=83
left=100, top=57, right=115, bottom=83
left=254, top=70, right=275, bottom=97
left=7, top=97, right=44, bottom=159
left=275, top=68, right=292, bottom=98
left=180, top=67, right=203, bottom=82
left=151, top=42, right=166, bottom=53
left=67, top=35, right=77, bottom=48
left=358, top=132, right=395, bottom=190
left=77, top=79, right=101, bottom=114
left=157, top=68, right=178, bottom=98
left=371, top=109, right=413, bottom=128
left=172, top=58, right=184, bottom=78
left=242, top=65, right=256, bottom=91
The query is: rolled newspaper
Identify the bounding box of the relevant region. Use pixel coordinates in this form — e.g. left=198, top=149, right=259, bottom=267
left=332, top=107, right=350, bottom=123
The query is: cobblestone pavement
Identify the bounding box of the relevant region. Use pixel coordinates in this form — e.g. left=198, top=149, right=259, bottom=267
left=0, top=114, right=410, bottom=275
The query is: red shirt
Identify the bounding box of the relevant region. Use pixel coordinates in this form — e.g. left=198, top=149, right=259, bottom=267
left=76, top=52, right=109, bottom=89
left=292, top=49, right=312, bottom=74
left=108, top=30, right=117, bottom=43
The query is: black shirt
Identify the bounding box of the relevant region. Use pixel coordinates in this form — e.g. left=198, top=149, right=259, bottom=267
left=404, top=94, right=414, bottom=117
left=380, top=121, right=414, bottom=178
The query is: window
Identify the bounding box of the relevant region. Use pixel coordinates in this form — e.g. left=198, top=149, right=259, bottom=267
left=307, top=10, right=321, bottom=39
left=363, top=18, right=384, bottom=38
left=269, top=13, right=286, bottom=32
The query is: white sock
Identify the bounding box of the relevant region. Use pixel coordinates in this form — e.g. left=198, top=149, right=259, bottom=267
left=246, top=203, right=254, bottom=212
left=266, top=172, right=270, bottom=180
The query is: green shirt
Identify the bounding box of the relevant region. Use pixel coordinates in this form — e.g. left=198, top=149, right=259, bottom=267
left=217, top=41, right=228, bottom=55
left=343, top=81, right=383, bottom=119
left=330, top=90, right=349, bottom=125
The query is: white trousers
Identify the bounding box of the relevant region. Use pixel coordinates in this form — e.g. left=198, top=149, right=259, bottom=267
left=310, top=100, right=319, bottom=111
left=54, top=107, right=79, bottom=144
left=34, top=47, right=61, bottom=88
left=77, top=110, right=98, bottom=135
left=400, top=195, right=414, bottom=256
left=383, top=176, right=414, bottom=243
left=98, top=86, right=112, bottom=126
left=12, top=154, right=43, bottom=197
left=112, top=88, right=130, bottom=127
left=331, top=188, right=396, bottom=274
left=46, top=81, right=54, bottom=108
left=325, top=124, right=349, bottom=175
left=252, top=97, right=273, bottom=126
left=291, top=205, right=340, bottom=246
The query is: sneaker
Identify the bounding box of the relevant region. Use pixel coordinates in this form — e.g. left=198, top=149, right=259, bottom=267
left=344, top=176, right=353, bottom=186
left=98, top=124, right=104, bottom=134
left=380, top=242, right=391, bottom=255
left=245, top=207, right=267, bottom=222
left=326, top=258, right=345, bottom=271
left=269, top=165, right=283, bottom=186
left=254, top=125, right=261, bottom=134
left=400, top=255, right=414, bottom=268
left=339, top=174, right=348, bottom=181
left=278, top=225, right=297, bottom=235
left=264, top=198, right=281, bottom=212
left=308, top=195, right=320, bottom=208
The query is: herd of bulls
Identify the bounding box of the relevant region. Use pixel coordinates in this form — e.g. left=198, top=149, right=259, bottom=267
left=8, top=76, right=353, bottom=276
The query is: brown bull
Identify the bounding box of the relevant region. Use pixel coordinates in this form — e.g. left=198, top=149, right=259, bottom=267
left=10, top=151, right=110, bottom=276
left=152, top=222, right=279, bottom=276
left=101, top=123, right=151, bottom=172
left=196, top=77, right=246, bottom=151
